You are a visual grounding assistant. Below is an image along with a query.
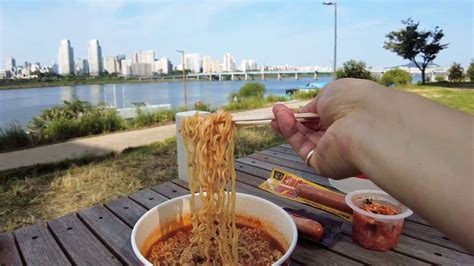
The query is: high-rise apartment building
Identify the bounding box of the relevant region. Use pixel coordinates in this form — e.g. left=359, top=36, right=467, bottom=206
left=184, top=53, right=201, bottom=73
left=130, top=50, right=155, bottom=77
left=58, top=39, right=75, bottom=75
left=132, top=50, right=155, bottom=64
left=202, top=56, right=213, bottom=73
left=153, top=57, right=172, bottom=75
left=202, top=56, right=222, bottom=73
left=5, top=57, right=16, bottom=70
left=104, top=56, right=121, bottom=74
left=240, top=59, right=257, bottom=72
left=88, top=39, right=104, bottom=76
left=121, top=59, right=132, bottom=76
left=223, top=53, right=236, bottom=72
left=75, top=58, right=89, bottom=75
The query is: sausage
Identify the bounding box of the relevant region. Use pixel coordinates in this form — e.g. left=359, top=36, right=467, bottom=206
left=290, top=214, right=325, bottom=240
left=295, top=184, right=353, bottom=214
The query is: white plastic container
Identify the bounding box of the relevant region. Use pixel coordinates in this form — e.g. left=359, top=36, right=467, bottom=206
left=345, top=190, right=413, bottom=251
left=131, top=193, right=298, bottom=265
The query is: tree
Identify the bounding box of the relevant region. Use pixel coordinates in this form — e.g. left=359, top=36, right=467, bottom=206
left=384, top=18, right=448, bottom=84
left=467, top=60, right=474, bottom=81
left=336, top=60, right=373, bottom=80
left=447, top=62, right=465, bottom=82
left=380, top=69, right=412, bottom=86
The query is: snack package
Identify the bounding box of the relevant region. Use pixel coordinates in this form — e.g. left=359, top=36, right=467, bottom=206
left=259, top=168, right=352, bottom=221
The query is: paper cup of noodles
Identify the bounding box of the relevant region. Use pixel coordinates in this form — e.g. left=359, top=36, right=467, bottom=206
left=345, top=190, right=413, bottom=251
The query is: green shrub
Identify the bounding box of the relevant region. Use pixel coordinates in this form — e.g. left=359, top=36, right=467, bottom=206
left=336, top=60, right=373, bottom=80
left=448, top=62, right=465, bottom=82
left=435, top=75, right=446, bottom=82
left=467, top=61, right=474, bottom=81
left=133, top=108, right=178, bottom=128
left=0, top=124, right=31, bottom=151
left=228, top=82, right=266, bottom=102
left=291, top=90, right=320, bottom=100
left=28, top=99, right=125, bottom=143
left=266, top=94, right=287, bottom=102
left=380, top=69, right=412, bottom=86
left=225, top=97, right=266, bottom=111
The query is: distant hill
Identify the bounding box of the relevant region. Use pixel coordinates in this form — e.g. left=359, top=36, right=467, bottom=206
left=391, top=62, right=441, bottom=68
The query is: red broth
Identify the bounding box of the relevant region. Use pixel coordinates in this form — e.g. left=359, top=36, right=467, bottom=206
left=146, top=223, right=286, bottom=265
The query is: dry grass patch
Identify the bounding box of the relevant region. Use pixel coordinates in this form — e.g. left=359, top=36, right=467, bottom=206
left=0, top=127, right=285, bottom=232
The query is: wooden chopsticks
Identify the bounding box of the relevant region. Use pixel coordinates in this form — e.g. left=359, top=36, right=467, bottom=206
left=233, top=113, right=319, bottom=126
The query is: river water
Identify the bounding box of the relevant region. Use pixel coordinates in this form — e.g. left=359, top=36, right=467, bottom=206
left=0, top=76, right=333, bottom=127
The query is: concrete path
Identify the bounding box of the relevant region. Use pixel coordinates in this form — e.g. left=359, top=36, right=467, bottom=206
left=0, top=100, right=310, bottom=171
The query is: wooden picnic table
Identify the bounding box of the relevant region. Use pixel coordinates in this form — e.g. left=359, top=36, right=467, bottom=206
left=1, top=143, right=473, bottom=265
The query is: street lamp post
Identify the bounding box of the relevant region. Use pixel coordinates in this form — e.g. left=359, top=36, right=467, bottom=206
left=176, top=50, right=188, bottom=109
left=323, top=1, right=337, bottom=80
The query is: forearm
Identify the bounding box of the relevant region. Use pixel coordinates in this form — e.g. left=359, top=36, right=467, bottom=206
left=349, top=89, right=474, bottom=252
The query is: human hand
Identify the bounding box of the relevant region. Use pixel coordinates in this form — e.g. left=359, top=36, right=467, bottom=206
left=272, top=78, right=387, bottom=179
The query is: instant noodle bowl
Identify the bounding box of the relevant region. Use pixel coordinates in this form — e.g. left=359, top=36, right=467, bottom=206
left=345, top=190, right=413, bottom=251
left=131, top=193, right=298, bottom=265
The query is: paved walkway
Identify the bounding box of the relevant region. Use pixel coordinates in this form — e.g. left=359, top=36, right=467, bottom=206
left=0, top=100, right=310, bottom=171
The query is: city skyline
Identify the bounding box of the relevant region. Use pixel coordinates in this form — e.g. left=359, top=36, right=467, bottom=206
left=0, top=1, right=472, bottom=69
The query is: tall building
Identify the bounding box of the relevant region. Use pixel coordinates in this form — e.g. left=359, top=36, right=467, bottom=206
left=184, top=53, right=201, bottom=73
left=223, top=53, right=236, bottom=72
left=202, top=56, right=213, bottom=73
left=130, top=63, right=152, bottom=77
left=104, top=56, right=121, bottom=74
left=130, top=50, right=154, bottom=77
left=75, top=58, right=89, bottom=75
left=5, top=57, right=16, bottom=70
left=132, top=50, right=155, bottom=64
left=121, top=59, right=132, bottom=76
left=240, top=59, right=257, bottom=72
left=88, top=39, right=104, bottom=76
left=58, top=39, right=75, bottom=75
left=153, top=57, right=172, bottom=74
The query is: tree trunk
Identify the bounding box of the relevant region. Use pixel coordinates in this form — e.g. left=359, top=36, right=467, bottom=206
left=421, top=69, right=426, bottom=84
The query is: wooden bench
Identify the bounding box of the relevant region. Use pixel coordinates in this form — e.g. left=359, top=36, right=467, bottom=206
left=1, top=144, right=472, bottom=265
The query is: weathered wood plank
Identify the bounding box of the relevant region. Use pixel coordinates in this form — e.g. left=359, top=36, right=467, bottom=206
left=268, top=146, right=300, bottom=156
left=14, top=223, right=70, bottom=266
left=105, top=196, right=147, bottom=228
left=279, top=143, right=293, bottom=149
left=48, top=214, right=120, bottom=265
left=129, top=188, right=168, bottom=209
left=330, top=235, right=428, bottom=265
left=394, top=235, right=474, bottom=265
left=248, top=152, right=317, bottom=174
left=78, top=205, right=141, bottom=265
left=291, top=240, right=363, bottom=266
left=0, top=232, right=23, bottom=266
left=237, top=157, right=331, bottom=187
left=151, top=181, right=189, bottom=198
left=402, top=221, right=467, bottom=253
left=260, top=149, right=304, bottom=163
left=169, top=180, right=363, bottom=265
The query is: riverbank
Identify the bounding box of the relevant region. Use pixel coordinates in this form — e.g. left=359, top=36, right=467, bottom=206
left=0, top=74, right=322, bottom=91
left=0, top=77, right=176, bottom=90
left=0, top=99, right=310, bottom=171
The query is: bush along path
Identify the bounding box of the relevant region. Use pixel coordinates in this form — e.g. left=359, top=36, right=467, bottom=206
left=0, top=99, right=311, bottom=171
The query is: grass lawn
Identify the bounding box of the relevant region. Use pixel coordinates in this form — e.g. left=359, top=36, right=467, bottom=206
left=399, top=85, right=474, bottom=114
left=0, top=126, right=284, bottom=232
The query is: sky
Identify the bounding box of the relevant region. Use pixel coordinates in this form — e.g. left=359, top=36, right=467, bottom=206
left=0, top=0, right=472, bottom=69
